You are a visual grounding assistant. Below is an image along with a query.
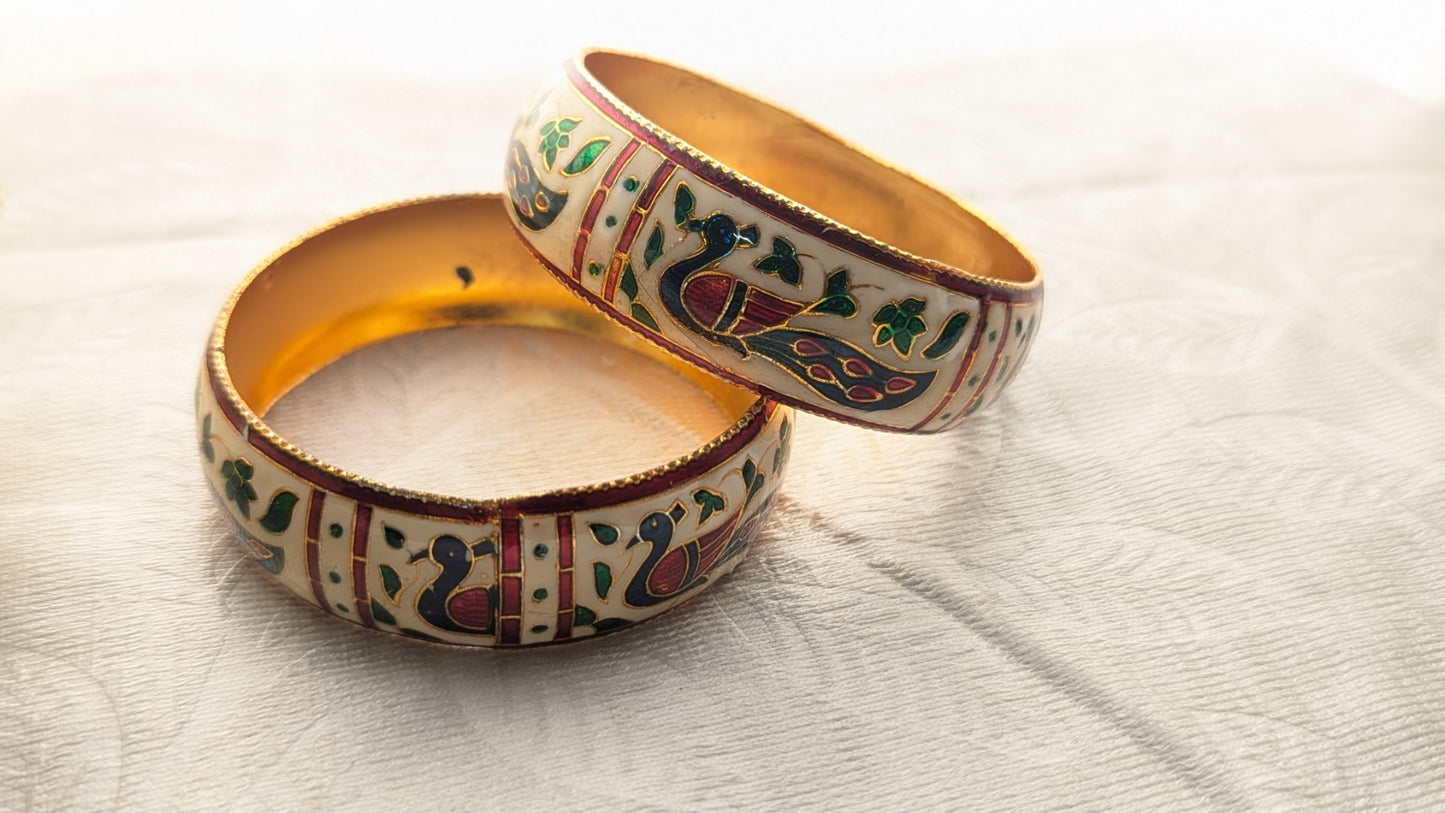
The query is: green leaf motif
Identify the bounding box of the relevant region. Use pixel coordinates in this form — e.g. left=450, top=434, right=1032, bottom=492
left=380, top=564, right=402, bottom=600
left=221, top=458, right=257, bottom=519
left=922, top=311, right=972, bottom=360
left=753, top=237, right=802, bottom=287
left=772, top=418, right=790, bottom=474
left=258, top=490, right=300, bottom=534
left=594, top=562, right=613, bottom=600
left=692, top=488, right=726, bottom=524
left=620, top=262, right=638, bottom=300
left=871, top=298, right=929, bottom=358
left=674, top=182, right=695, bottom=226
left=200, top=414, right=215, bottom=462
left=561, top=137, right=611, bottom=176
left=536, top=118, right=579, bottom=172
left=383, top=525, right=405, bottom=549
left=370, top=599, right=396, bottom=626
left=631, top=303, right=661, bottom=331
left=574, top=605, right=598, bottom=627
left=643, top=223, right=664, bottom=269
left=806, top=268, right=857, bottom=317
left=742, top=458, right=757, bottom=488
left=589, top=523, right=619, bottom=545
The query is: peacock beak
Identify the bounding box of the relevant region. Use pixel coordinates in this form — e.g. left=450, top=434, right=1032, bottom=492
left=737, top=224, right=760, bottom=248
left=407, top=549, right=427, bottom=563
left=625, top=534, right=642, bottom=549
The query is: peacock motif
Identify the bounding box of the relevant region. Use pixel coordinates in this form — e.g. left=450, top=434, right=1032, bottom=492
left=505, top=140, right=568, bottom=231
left=410, top=535, right=498, bottom=634
left=656, top=207, right=937, bottom=411
left=622, top=498, right=772, bottom=608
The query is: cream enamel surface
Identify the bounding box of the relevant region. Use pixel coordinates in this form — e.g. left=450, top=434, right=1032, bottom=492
left=3, top=36, right=1444, bottom=810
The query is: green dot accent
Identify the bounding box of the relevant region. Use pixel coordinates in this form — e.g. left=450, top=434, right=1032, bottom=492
left=588, top=261, right=602, bottom=277
left=605, top=215, right=617, bottom=228
left=533, top=588, right=548, bottom=601
left=531, top=625, right=549, bottom=634
left=968, top=376, right=980, bottom=387
left=623, top=176, right=639, bottom=192
left=335, top=603, right=350, bottom=613
left=328, top=523, right=343, bottom=538
left=989, top=330, right=998, bottom=342
left=533, top=543, right=549, bottom=558
left=328, top=571, right=341, bottom=584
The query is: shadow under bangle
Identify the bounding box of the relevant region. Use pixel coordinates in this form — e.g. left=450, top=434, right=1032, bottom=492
left=196, top=194, right=791, bottom=647
left=504, top=48, right=1042, bottom=434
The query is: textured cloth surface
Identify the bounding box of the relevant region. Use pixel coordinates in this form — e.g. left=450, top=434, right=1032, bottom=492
left=2, top=41, right=1444, bottom=810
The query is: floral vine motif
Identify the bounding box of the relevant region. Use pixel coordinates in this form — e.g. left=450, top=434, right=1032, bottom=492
left=221, top=457, right=258, bottom=519
left=872, top=298, right=928, bottom=358
left=654, top=182, right=937, bottom=410
left=536, top=117, right=580, bottom=172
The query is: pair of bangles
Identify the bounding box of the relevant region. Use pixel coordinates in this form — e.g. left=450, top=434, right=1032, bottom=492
left=197, top=49, right=1042, bottom=648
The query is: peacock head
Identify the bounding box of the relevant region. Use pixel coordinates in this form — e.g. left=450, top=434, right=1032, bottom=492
left=410, top=534, right=470, bottom=567
left=627, top=502, right=688, bottom=549
left=685, top=213, right=759, bottom=252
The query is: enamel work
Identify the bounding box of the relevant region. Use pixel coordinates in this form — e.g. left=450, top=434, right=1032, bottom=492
left=196, top=195, right=791, bottom=648
left=504, top=53, right=1044, bottom=433
left=198, top=371, right=789, bottom=646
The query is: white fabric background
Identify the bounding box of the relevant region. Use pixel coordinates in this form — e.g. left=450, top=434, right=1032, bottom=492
left=2, top=2, right=1443, bottom=809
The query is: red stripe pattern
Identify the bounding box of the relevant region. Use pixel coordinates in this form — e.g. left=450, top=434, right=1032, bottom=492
left=601, top=160, right=676, bottom=302
left=948, top=303, right=1014, bottom=429
left=351, top=504, right=374, bottom=627
left=911, top=301, right=991, bottom=430
left=571, top=139, right=641, bottom=279
left=555, top=514, right=575, bottom=640
left=304, top=489, right=328, bottom=611
left=498, top=514, right=524, bottom=645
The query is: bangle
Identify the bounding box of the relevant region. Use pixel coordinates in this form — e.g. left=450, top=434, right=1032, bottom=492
left=196, top=195, right=790, bottom=647
left=505, top=48, right=1042, bottom=433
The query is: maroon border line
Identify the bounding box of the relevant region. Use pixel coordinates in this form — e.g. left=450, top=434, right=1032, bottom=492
left=498, top=514, right=524, bottom=645
left=207, top=357, right=775, bottom=517
left=304, top=489, right=328, bottom=611
left=351, top=503, right=374, bottom=627
left=564, top=61, right=1042, bottom=306
left=555, top=514, right=575, bottom=640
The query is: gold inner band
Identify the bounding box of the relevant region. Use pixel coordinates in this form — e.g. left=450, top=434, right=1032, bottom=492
left=218, top=195, right=757, bottom=420
left=584, top=51, right=1037, bottom=285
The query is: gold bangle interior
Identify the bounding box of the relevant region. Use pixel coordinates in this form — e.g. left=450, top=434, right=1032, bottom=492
left=584, top=51, right=1036, bottom=285
left=217, top=195, right=758, bottom=421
